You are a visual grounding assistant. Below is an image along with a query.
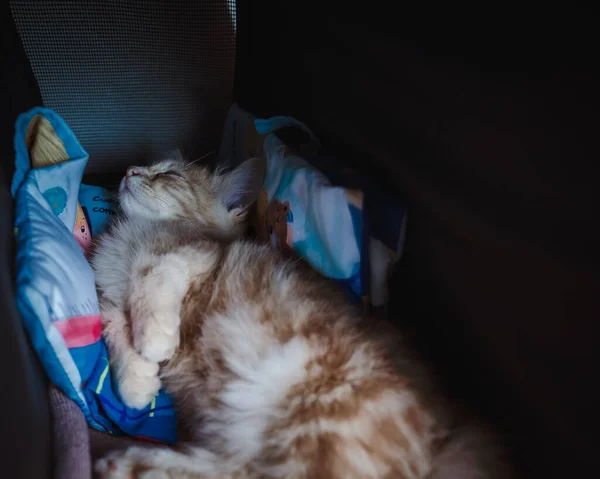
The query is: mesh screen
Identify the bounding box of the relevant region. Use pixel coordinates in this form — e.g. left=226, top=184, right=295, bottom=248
left=11, top=0, right=236, bottom=174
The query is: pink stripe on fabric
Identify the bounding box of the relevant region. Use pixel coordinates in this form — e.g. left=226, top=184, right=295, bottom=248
left=54, top=315, right=102, bottom=348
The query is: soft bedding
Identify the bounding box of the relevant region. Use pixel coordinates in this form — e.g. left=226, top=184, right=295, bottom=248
left=11, top=107, right=176, bottom=443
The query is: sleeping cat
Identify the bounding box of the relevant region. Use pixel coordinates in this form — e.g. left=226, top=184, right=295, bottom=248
left=91, top=152, right=509, bottom=478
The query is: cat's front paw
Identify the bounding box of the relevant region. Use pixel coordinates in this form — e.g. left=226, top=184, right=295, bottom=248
left=95, top=450, right=131, bottom=479
left=95, top=448, right=169, bottom=479
left=117, top=353, right=161, bottom=410
left=132, top=311, right=180, bottom=363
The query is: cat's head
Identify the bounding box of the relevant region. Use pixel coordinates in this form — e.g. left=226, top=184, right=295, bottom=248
left=119, top=151, right=264, bottom=239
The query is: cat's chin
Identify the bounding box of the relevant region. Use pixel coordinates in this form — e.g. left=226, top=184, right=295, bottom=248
left=119, top=193, right=152, bottom=221
left=120, top=197, right=177, bottom=223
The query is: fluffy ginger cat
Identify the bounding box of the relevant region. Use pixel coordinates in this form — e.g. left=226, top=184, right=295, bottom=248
left=91, top=153, right=508, bottom=479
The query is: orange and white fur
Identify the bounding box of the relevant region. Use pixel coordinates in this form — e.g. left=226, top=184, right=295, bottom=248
left=91, top=153, right=509, bottom=478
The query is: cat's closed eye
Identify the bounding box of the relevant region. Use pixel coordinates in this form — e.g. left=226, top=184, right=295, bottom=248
left=157, top=170, right=183, bottom=179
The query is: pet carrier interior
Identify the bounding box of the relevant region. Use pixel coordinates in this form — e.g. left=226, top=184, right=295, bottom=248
left=1, top=2, right=597, bottom=478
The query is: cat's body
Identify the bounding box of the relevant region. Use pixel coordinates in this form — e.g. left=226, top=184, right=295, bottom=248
left=92, top=155, right=508, bottom=479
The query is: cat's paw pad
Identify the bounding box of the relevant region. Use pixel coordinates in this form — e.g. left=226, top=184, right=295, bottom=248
left=117, top=354, right=161, bottom=410
left=133, top=311, right=180, bottom=363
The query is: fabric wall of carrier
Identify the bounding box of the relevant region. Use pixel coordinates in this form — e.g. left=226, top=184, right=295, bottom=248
left=10, top=0, right=237, bottom=175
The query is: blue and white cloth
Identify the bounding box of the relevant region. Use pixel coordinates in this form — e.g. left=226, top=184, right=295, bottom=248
left=220, top=104, right=408, bottom=312
left=12, top=107, right=176, bottom=443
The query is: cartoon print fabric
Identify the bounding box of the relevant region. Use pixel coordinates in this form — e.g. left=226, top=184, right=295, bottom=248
left=219, top=104, right=408, bottom=313
left=11, top=108, right=176, bottom=444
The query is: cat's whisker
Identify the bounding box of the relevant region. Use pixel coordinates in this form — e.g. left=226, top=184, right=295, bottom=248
left=147, top=195, right=177, bottom=216
left=147, top=192, right=204, bottom=239
left=152, top=195, right=171, bottom=207
left=185, top=150, right=216, bottom=168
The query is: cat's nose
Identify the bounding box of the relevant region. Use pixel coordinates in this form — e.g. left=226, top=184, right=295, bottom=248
left=126, top=167, right=140, bottom=177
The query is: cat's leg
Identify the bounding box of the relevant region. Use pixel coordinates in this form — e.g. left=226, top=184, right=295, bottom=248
left=129, top=247, right=218, bottom=364
left=101, top=303, right=161, bottom=410
left=95, top=445, right=230, bottom=479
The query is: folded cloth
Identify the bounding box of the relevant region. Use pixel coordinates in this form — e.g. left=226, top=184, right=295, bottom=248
left=11, top=107, right=176, bottom=444
left=298, top=154, right=408, bottom=313
left=219, top=104, right=407, bottom=314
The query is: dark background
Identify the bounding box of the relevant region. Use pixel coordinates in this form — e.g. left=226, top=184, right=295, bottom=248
left=233, top=3, right=599, bottom=477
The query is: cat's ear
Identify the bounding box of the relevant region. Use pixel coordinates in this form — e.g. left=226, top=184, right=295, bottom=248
left=220, top=157, right=265, bottom=214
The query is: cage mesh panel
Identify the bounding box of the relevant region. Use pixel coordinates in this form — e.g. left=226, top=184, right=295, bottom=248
left=11, top=0, right=236, bottom=174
